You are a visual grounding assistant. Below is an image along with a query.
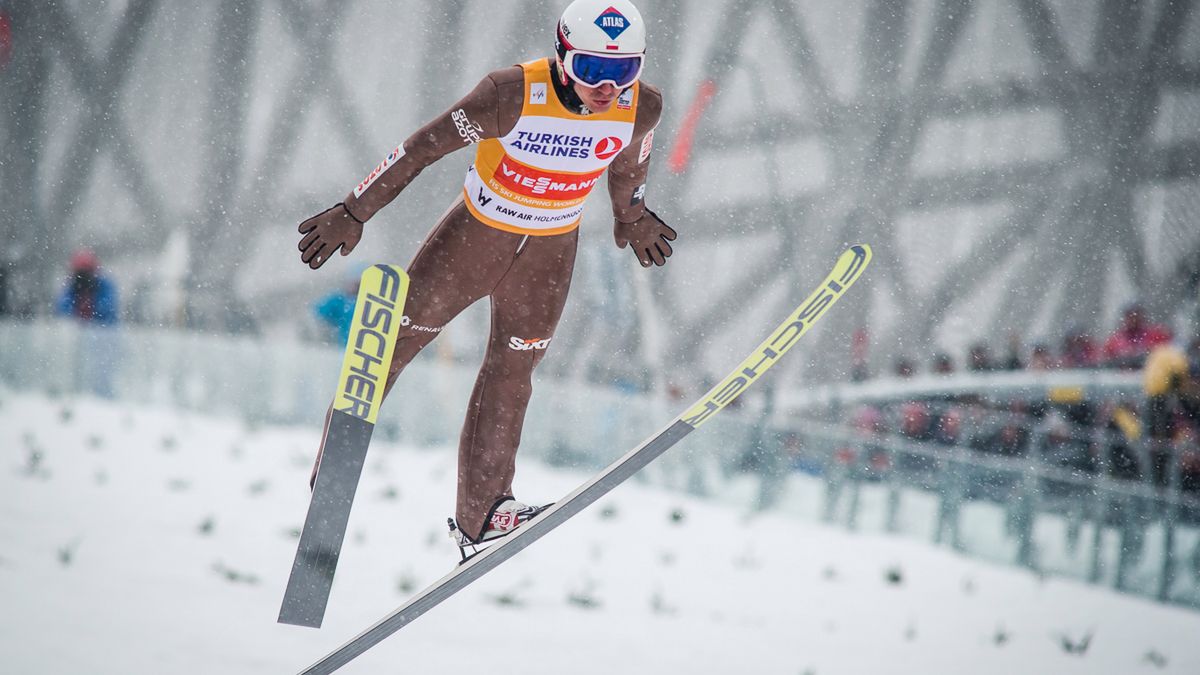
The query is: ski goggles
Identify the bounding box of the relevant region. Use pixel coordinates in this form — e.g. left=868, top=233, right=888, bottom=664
left=562, top=50, right=644, bottom=89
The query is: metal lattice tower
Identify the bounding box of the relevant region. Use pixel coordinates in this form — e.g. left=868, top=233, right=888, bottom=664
left=2, top=0, right=1198, bottom=382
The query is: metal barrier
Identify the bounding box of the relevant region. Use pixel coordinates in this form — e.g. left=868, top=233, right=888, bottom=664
left=0, top=317, right=676, bottom=463
left=4, top=318, right=1197, bottom=610
left=798, top=419, right=1200, bottom=603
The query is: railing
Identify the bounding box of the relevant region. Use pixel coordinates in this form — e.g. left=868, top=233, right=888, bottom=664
left=778, top=369, right=1145, bottom=409
left=0, top=317, right=665, bottom=459
left=3, top=318, right=1197, bottom=611
left=775, top=418, right=1200, bottom=608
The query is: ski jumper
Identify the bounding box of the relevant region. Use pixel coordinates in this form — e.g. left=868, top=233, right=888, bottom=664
left=328, top=57, right=662, bottom=541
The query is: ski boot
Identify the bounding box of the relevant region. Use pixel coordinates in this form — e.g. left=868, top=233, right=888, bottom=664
left=448, top=497, right=551, bottom=563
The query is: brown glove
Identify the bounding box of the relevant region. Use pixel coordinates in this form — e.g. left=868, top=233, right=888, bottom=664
left=613, top=207, right=677, bottom=267
left=297, top=203, right=364, bottom=270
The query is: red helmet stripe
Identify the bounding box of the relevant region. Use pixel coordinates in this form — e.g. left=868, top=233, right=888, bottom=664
left=557, top=22, right=574, bottom=51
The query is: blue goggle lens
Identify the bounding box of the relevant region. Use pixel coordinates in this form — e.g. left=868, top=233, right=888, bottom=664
left=571, top=53, right=642, bottom=87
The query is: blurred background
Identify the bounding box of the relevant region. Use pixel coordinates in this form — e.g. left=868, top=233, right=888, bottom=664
left=3, top=0, right=1200, bottom=616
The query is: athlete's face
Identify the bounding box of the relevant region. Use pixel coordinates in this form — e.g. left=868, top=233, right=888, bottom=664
left=573, top=81, right=619, bottom=112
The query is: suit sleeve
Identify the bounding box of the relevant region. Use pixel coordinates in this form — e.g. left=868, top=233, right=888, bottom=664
left=607, top=83, right=663, bottom=224
left=342, top=67, right=524, bottom=222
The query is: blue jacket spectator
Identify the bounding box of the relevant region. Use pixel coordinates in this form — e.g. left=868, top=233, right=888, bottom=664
left=313, top=268, right=361, bottom=345
left=314, top=291, right=356, bottom=345
left=56, top=249, right=118, bottom=325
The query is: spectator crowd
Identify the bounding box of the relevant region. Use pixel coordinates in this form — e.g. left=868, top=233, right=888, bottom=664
left=833, top=303, right=1200, bottom=500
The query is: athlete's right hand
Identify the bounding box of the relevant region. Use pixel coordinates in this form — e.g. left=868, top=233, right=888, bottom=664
left=297, top=203, right=363, bottom=270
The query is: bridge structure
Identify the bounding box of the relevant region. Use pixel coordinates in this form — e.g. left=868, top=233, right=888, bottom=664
left=2, top=0, right=1198, bottom=382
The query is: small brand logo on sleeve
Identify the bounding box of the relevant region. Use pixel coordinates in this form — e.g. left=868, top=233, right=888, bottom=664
left=354, top=144, right=405, bottom=198
left=452, top=109, right=484, bottom=144
left=530, top=82, right=548, bottom=105
left=637, top=128, right=654, bottom=164
left=631, top=183, right=646, bottom=206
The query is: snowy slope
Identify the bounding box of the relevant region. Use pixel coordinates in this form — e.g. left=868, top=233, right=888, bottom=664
left=2, top=391, right=1199, bottom=675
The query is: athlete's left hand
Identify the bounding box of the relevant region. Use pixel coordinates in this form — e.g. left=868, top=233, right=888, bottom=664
left=614, top=208, right=677, bottom=267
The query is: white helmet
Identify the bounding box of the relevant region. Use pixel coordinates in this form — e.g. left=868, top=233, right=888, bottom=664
left=555, top=0, right=646, bottom=88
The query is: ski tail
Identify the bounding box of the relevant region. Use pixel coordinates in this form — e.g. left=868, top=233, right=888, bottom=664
left=295, top=245, right=871, bottom=672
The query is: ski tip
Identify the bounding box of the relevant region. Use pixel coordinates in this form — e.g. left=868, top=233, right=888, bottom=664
left=847, top=243, right=872, bottom=258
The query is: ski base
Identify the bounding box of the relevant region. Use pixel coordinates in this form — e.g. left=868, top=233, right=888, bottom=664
left=279, top=411, right=374, bottom=627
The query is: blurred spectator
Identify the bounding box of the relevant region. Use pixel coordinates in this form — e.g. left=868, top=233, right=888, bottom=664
left=784, top=431, right=823, bottom=475
left=1061, top=327, right=1100, bottom=368
left=897, top=400, right=936, bottom=478
left=0, top=263, right=8, bottom=317
left=933, top=407, right=963, bottom=446
left=1028, top=342, right=1056, bottom=370
left=1142, top=341, right=1200, bottom=488
left=967, top=342, right=995, bottom=372
left=1009, top=397, right=1046, bottom=423
left=932, top=352, right=954, bottom=375
left=0, top=9, right=12, bottom=71
left=850, top=327, right=870, bottom=382
left=893, top=356, right=915, bottom=378
left=964, top=413, right=1029, bottom=500
left=56, top=250, right=118, bottom=325
left=986, top=416, right=1030, bottom=458
left=312, top=268, right=361, bottom=346
left=858, top=406, right=891, bottom=478
left=899, top=401, right=933, bottom=441
left=55, top=249, right=120, bottom=397
left=1060, top=395, right=1096, bottom=429
left=1168, top=340, right=1199, bottom=490
left=1002, top=334, right=1023, bottom=370
left=1104, top=403, right=1142, bottom=481
left=1039, top=411, right=1096, bottom=482
left=853, top=404, right=883, bottom=436
left=1179, top=424, right=1200, bottom=493
left=1143, top=342, right=1192, bottom=440
left=1103, top=303, right=1172, bottom=369
left=826, top=406, right=888, bottom=504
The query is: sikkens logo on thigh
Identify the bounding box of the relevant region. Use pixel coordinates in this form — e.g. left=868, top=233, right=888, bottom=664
left=508, top=336, right=552, bottom=351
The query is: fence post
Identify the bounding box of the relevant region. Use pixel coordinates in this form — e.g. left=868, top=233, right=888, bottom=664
left=753, top=387, right=781, bottom=512
left=884, top=439, right=901, bottom=534
left=1158, top=440, right=1180, bottom=602
left=1015, top=428, right=1043, bottom=570
left=820, top=431, right=842, bottom=524
left=950, top=443, right=966, bottom=551
left=1088, top=426, right=1111, bottom=584
left=1115, top=433, right=1152, bottom=593
left=934, top=442, right=954, bottom=547
left=847, top=437, right=863, bottom=531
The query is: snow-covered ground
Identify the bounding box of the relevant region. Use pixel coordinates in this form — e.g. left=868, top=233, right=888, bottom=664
left=2, top=391, right=1200, bottom=675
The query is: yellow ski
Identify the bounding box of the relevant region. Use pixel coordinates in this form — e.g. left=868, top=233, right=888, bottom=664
left=280, top=264, right=409, bottom=628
